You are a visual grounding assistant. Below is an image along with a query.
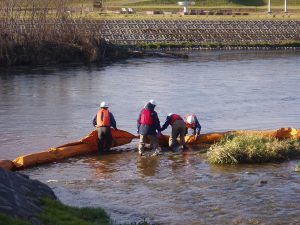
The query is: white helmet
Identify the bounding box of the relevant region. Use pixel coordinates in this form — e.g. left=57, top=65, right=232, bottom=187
left=100, top=101, right=109, bottom=108
left=186, top=115, right=195, bottom=124
left=149, top=99, right=157, bottom=106
left=168, top=113, right=173, bottom=116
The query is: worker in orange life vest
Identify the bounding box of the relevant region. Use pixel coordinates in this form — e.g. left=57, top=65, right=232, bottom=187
left=161, top=113, right=188, bottom=150
left=137, top=99, right=162, bottom=156
left=93, top=101, right=117, bottom=153
left=184, top=114, right=202, bottom=140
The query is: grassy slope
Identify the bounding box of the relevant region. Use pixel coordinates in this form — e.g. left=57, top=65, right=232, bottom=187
left=0, top=198, right=110, bottom=225
left=69, top=0, right=300, bottom=7
left=103, top=0, right=300, bottom=7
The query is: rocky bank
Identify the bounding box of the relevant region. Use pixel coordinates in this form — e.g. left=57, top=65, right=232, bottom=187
left=0, top=168, right=56, bottom=221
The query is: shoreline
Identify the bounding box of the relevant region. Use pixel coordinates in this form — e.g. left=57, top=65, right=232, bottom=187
left=1, top=19, right=299, bottom=67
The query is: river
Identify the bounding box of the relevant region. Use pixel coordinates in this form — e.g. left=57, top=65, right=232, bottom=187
left=1, top=50, right=300, bottom=224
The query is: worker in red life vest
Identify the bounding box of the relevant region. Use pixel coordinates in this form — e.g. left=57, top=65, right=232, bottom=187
left=184, top=114, right=202, bottom=140
left=137, top=99, right=162, bottom=156
left=161, top=113, right=188, bottom=151
left=93, top=101, right=117, bottom=153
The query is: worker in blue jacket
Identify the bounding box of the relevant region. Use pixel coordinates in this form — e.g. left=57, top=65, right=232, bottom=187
left=137, top=99, right=161, bottom=156
left=184, top=114, right=201, bottom=140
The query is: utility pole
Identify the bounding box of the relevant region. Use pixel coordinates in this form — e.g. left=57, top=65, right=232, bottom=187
left=268, top=0, right=272, bottom=14
left=284, top=0, right=288, bottom=14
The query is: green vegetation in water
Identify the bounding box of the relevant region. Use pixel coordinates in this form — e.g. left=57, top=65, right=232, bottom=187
left=135, top=40, right=300, bottom=50
left=0, top=198, right=153, bottom=225
left=295, top=164, right=300, bottom=172
left=207, top=134, right=300, bottom=164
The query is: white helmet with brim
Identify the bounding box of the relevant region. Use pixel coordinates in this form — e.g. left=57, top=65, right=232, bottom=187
left=149, top=99, right=157, bottom=106
left=100, top=101, right=109, bottom=108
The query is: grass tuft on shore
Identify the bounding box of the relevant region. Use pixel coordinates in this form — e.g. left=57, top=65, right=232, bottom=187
left=207, top=134, right=300, bottom=164
left=0, top=213, right=31, bottom=225
left=37, top=198, right=110, bottom=225
left=0, top=198, right=155, bottom=225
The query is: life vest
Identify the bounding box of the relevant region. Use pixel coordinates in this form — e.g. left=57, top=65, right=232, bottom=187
left=139, top=109, right=154, bottom=125
left=184, top=114, right=196, bottom=128
left=170, top=114, right=183, bottom=125
left=97, top=109, right=111, bottom=127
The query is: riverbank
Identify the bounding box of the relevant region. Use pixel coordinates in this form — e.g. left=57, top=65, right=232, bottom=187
left=0, top=19, right=131, bottom=67
left=1, top=18, right=299, bottom=67
left=0, top=168, right=151, bottom=225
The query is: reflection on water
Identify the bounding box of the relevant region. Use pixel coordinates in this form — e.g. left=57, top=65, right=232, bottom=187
left=24, top=151, right=300, bottom=225
left=1, top=50, right=300, bottom=224
left=137, top=156, right=160, bottom=177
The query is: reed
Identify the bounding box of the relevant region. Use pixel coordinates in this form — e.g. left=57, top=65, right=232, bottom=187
left=0, top=0, right=127, bottom=66
left=207, top=134, right=300, bottom=164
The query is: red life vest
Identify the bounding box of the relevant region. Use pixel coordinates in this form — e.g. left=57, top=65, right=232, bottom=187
left=170, top=114, right=183, bottom=125
left=97, top=109, right=111, bottom=127
left=139, top=109, right=154, bottom=125
left=184, top=114, right=196, bottom=128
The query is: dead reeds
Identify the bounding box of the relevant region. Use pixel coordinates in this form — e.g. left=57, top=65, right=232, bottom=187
left=0, top=0, right=125, bottom=66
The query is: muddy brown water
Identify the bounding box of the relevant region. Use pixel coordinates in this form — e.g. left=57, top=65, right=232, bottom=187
left=1, top=50, right=300, bottom=224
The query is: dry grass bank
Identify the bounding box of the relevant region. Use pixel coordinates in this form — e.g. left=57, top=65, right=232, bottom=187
left=0, top=0, right=129, bottom=66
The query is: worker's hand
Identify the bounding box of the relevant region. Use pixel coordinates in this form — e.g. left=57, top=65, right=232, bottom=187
left=136, top=129, right=139, bottom=134
left=157, top=132, right=162, bottom=138
left=115, top=128, right=118, bottom=131
left=195, top=134, right=199, bottom=140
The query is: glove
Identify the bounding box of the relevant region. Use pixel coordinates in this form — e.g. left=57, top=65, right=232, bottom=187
left=157, top=132, right=162, bottom=137
left=114, top=128, right=118, bottom=131
left=137, top=129, right=139, bottom=134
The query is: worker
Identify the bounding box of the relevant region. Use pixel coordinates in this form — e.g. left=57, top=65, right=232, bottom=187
left=137, top=99, right=162, bottom=156
left=93, top=101, right=117, bottom=153
left=184, top=114, right=202, bottom=140
left=161, top=113, right=188, bottom=151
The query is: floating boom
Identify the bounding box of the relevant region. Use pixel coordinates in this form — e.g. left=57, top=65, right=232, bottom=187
left=0, top=127, right=299, bottom=170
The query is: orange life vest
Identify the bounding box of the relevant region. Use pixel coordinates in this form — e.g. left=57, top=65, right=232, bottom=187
left=184, top=114, right=196, bottom=128
left=96, top=109, right=111, bottom=127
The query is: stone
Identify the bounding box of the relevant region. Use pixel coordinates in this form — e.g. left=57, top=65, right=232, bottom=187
left=0, top=168, right=56, bottom=220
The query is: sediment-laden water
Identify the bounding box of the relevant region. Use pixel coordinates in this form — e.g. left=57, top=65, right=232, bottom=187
left=1, top=50, right=300, bottom=224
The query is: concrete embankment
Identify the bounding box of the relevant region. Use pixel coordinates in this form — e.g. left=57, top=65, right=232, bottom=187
left=1, top=19, right=300, bottom=66
left=97, top=20, right=300, bottom=47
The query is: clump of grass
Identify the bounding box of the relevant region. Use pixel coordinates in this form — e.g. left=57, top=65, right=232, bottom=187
left=0, top=213, right=31, bottom=225
left=0, top=198, right=155, bottom=225
left=207, top=134, right=300, bottom=164
left=37, top=198, right=110, bottom=225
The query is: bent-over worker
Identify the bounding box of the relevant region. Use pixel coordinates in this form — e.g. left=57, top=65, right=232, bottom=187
left=93, top=101, right=117, bottom=153
left=161, top=113, right=188, bottom=150
left=184, top=114, right=202, bottom=140
left=137, top=99, right=161, bottom=156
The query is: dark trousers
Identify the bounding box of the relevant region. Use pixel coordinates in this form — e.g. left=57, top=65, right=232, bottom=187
left=97, top=127, right=112, bottom=153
